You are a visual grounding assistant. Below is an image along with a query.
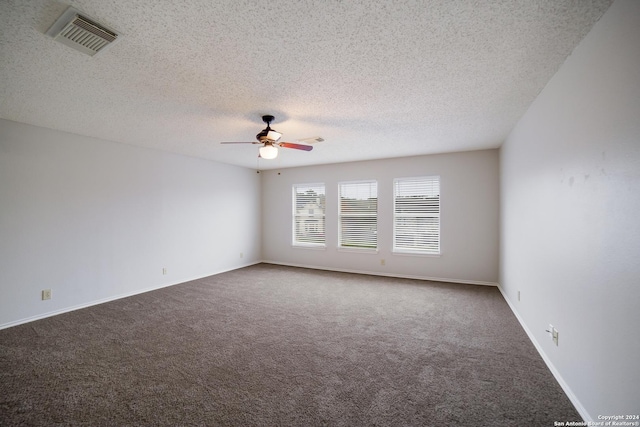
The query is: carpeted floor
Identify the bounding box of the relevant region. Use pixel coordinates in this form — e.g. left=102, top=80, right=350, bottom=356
left=0, top=263, right=580, bottom=426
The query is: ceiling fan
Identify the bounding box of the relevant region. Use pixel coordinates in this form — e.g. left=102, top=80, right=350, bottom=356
left=221, top=115, right=323, bottom=159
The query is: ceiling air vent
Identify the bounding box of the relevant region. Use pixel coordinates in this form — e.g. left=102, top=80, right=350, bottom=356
left=46, top=7, right=120, bottom=56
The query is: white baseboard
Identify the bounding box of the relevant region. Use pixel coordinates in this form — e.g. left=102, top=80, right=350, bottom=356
left=0, top=261, right=261, bottom=330
left=261, top=260, right=498, bottom=287
left=496, top=284, right=591, bottom=422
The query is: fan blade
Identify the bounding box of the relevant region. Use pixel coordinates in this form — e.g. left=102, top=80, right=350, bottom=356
left=279, top=142, right=313, bottom=151
left=296, top=136, right=324, bottom=144
left=220, top=141, right=255, bottom=144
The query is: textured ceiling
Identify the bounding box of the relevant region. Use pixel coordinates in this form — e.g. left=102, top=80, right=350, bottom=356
left=0, top=0, right=612, bottom=170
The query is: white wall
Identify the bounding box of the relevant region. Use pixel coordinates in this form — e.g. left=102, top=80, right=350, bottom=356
left=262, top=150, right=499, bottom=284
left=500, top=0, right=639, bottom=419
left=0, top=119, right=261, bottom=328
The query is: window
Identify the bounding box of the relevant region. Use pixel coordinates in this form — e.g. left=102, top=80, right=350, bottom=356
left=339, top=180, right=377, bottom=250
left=393, top=176, right=440, bottom=254
left=292, top=184, right=325, bottom=247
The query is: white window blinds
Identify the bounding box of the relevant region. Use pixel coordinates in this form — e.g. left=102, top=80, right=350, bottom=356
left=339, top=181, right=377, bottom=249
left=292, top=184, right=326, bottom=246
left=393, top=176, right=440, bottom=254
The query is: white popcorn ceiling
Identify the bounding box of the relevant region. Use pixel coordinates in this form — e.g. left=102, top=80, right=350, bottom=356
left=0, top=0, right=612, bottom=170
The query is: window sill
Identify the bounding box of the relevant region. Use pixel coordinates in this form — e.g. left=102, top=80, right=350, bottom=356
left=392, top=249, right=441, bottom=257
left=337, top=246, right=379, bottom=254
left=292, top=244, right=327, bottom=251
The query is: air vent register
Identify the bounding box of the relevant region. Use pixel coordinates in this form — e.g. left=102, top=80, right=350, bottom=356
left=46, top=7, right=120, bottom=56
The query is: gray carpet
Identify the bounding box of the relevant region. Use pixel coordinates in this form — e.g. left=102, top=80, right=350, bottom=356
left=1, top=263, right=580, bottom=426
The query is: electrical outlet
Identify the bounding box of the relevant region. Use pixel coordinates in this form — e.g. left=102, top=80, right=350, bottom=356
left=240, top=252, right=243, bottom=258
left=162, top=268, right=167, bottom=275
left=380, top=259, right=385, bottom=266
left=517, top=290, right=521, bottom=301
left=42, top=289, right=52, bottom=300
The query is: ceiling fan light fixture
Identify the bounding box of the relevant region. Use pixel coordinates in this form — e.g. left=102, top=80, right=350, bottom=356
left=259, top=144, right=278, bottom=159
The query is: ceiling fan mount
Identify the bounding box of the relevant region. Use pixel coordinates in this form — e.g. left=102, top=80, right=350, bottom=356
left=221, top=114, right=321, bottom=159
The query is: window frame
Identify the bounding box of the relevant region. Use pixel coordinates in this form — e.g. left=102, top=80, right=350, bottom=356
left=292, top=183, right=326, bottom=248
left=392, top=176, right=441, bottom=255
left=338, top=180, right=378, bottom=252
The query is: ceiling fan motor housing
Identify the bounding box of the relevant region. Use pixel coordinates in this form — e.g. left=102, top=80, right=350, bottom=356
left=256, top=115, right=282, bottom=143
left=256, top=129, right=270, bottom=142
